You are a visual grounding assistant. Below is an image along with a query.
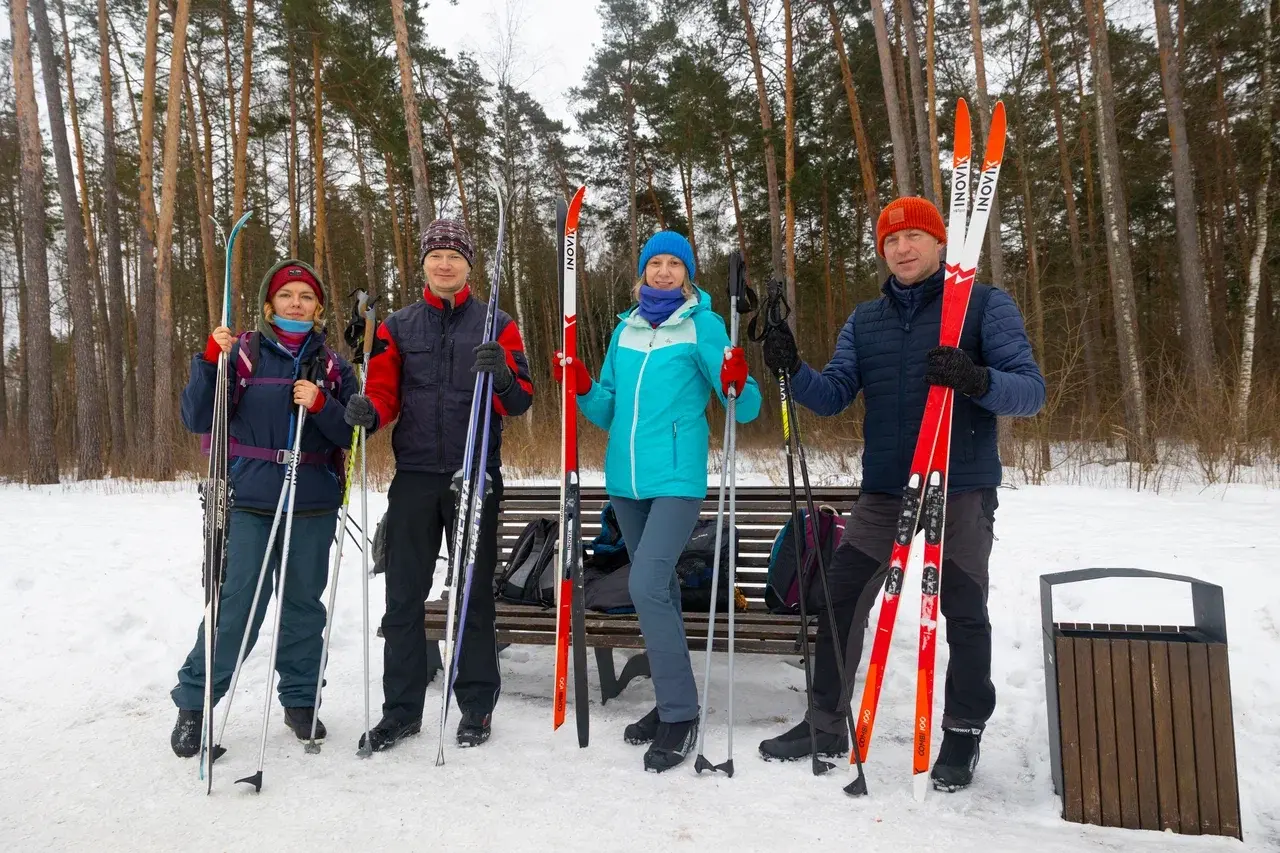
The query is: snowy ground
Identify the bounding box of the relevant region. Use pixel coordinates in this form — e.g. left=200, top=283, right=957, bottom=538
left=1, top=470, right=1277, bottom=852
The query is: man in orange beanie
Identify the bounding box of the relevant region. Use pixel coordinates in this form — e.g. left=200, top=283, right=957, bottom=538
left=758, top=196, right=1044, bottom=792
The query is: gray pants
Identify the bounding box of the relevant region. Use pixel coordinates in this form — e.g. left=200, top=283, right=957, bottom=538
left=609, top=495, right=703, bottom=723
left=807, top=489, right=997, bottom=736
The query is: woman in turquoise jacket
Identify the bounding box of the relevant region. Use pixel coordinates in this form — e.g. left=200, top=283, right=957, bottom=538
left=555, top=231, right=762, bottom=772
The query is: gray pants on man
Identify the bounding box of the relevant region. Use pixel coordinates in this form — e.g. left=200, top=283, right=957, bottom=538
left=807, top=489, right=998, bottom=737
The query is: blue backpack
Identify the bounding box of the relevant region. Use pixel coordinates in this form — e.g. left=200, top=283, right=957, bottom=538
left=586, top=502, right=629, bottom=570
left=765, top=505, right=844, bottom=614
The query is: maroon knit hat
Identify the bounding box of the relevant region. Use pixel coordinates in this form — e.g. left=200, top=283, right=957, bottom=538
left=419, top=218, right=475, bottom=267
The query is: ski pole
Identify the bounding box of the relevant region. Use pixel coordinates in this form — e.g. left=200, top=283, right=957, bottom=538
left=356, top=295, right=379, bottom=758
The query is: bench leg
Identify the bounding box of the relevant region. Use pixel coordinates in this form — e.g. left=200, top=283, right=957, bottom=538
left=594, top=646, right=651, bottom=705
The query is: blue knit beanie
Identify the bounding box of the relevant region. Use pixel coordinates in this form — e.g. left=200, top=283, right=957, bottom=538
left=638, top=231, right=696, bottom=283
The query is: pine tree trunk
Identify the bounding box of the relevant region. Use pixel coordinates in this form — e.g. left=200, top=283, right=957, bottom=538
left=899, top=0, right=934, bottom=203
left=783, top=0, right=799, bottom=315
left=1153, top=0, right=1217, bottom=398
left=436, top=97, right=484, bottom=287
left=967, top=0, right=1004, bottom=289
left=869, top=0, right=914, bottom=196
left=723, top=135, right=751, bottom=288
left=29, top=0, right=103, bottom=478
left=1086, top=0, right=1151, bottom=459
left=0, top=262, right=8, bottom=435
left=231, top=0, right=254, bottom=307
left=1235, top=0, right=1274, bottom=441
left=738, top=0, right=785, bottom=279
left=353, top=127, right=377, bottom=298
left=288, top=35, right=300, bottom=257
left=9, top=183, right=30, bottom=438
left=182, top=62, right=218, bottom=328
left=826, top=0, right=886, bottom=280
left=640, top=148, right=667, bottom=230
left=135, top=0, right=161, bottom=467
left=627, top=88, right=638, bottom=276
left=1033, top=0, right=1100, bottom=413
left=385, top=151, right=410, bottom=308
left=391, top=0, right=433, bottom=243
left=312, top=35, right=332, bottom=308
left=97, top=0, right=131, bottom=457
left=925, top=0, right=943, bottom=203
left=152, top=0, right=193, bottom=478
left=11, top=0, right=59, bottom=483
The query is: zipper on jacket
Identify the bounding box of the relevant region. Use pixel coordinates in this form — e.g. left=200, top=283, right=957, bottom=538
left=437, top=304, right=450, bottom=469
left=630, top=329, right=657, bottom=499
left=672, top=421, right=678, bottom=469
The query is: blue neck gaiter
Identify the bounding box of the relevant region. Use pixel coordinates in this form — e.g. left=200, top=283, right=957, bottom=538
left=636, top=285, right=688, bottom=327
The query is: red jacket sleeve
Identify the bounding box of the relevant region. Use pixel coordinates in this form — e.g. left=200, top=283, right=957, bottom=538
left=493, top=320, right=534, bottom=417
left=363, top=323, right=403, bottom=428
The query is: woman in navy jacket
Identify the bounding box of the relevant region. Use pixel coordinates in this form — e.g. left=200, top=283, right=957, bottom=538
left=169, top=260, right=357, bottom=758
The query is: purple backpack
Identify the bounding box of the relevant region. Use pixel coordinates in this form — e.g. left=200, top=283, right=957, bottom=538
left=765, top=505, right=845, bottom=614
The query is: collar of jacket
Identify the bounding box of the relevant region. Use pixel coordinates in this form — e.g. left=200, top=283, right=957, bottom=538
left=619, top=286, right=707, bottom=327
left=423, top=284, right=472, bottom=311
left=880, top=264, right=945, bottom=321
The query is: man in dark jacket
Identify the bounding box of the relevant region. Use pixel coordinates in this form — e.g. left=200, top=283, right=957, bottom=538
left=758, top=196, right=1044, bottom=792
left=344, top=219, right=534, bottom=752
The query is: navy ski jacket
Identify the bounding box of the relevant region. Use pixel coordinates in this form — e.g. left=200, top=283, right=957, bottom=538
left=790, top=266, right=1045, bottom=495
left=181, top=331, right=358, bottom=514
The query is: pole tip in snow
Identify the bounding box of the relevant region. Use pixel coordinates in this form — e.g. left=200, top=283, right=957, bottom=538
left=235, top=770, right=264, bottom=793
left=843, top=773, right=868, bottom=797
left=304, top=740, right=322, bottom=755
left=811, top=756, right=835, bottom=776
left=357, top=742, right=373, bottom=759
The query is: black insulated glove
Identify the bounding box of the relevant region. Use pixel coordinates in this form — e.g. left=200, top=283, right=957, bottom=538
left=762, top=322, right=802, bottom=377
left=471, top=341, right=514, bottom=394
left=924, top=346, right=990, bottom=397
left=344, top=394, right=378, bottom=430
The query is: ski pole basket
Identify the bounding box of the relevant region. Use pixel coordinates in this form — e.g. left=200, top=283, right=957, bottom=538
left=1039, top=568, right=1240, bottom=840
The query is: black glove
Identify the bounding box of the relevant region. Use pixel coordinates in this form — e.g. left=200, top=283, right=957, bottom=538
left=762, top=322, right=801, bottom=376
left=471, top=341, right=514, bottom=394
left=925, top=346, right=990, bottom=397
left=344, top=394, right=379, bottom=430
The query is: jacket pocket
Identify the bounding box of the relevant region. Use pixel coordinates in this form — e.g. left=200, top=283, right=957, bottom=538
left=399, top=336, right=437, bottom=388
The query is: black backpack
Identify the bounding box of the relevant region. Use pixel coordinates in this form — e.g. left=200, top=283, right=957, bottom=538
left=494, top=518, right=560, bottom=606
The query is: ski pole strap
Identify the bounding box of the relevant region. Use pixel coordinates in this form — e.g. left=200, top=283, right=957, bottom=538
left=746, top=278, right=790, bottom=343
left=227, top=438, right=336, bottom=466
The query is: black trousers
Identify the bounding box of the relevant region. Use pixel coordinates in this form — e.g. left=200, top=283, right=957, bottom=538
left=380, top=468, right=503, bottom=722
left=806, top=489, right=998, bottom=736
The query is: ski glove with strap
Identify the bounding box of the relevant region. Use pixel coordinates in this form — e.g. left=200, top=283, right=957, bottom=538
left=552, top=351, right=592, bottom=394
left=762, top=322, right=802, bottom=377
left=720, top=346, right=748, bottom=397
left=471, top=341, right=514, bottom=394
left=925, top=346, right=990, bottom=398
left=344, top=394, right=378, bottom=430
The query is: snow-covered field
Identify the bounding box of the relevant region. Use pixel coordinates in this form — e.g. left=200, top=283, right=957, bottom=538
left=1, top=471, right=1277, bottom=852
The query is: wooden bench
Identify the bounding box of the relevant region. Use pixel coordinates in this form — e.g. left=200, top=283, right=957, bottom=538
left=423, top=484, right=860, bottom=703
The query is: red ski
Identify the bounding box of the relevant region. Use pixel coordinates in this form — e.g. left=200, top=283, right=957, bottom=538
left=553, top=185, right=588, bottom=743
left=850, top=100, right=1008, bottom=793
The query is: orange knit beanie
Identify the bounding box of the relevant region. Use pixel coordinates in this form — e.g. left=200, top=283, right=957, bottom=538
left=876, top=196, right=947, bottom=256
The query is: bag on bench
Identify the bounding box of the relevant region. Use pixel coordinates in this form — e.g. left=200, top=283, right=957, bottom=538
left=764, top=505, right=844, bottom=614
left=495, top=517, right=560, bottom=606
left=585, top=502, right=628, bottom=571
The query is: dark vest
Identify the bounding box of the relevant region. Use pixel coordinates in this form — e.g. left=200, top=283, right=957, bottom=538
left=853, top=273, right=1000, bottom=494
left=383, top=296, right=511, bottom=473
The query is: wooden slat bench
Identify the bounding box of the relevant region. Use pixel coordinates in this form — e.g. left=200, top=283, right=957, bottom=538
left=423, top=484, right=859, bottom=703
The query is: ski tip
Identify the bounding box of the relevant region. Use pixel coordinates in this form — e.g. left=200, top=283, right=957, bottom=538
left=985, top=102, right=1008, bottom=164
left=566, top=185, right=587, bottom=227
left=913, top=772, right=929, bottom=802
left=953, top=99, right=972, bottom=164
left=235, top=771, right=263, bottom=793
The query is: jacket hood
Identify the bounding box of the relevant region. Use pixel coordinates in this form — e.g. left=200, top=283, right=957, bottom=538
left=256, top=258, right=327, bottom=344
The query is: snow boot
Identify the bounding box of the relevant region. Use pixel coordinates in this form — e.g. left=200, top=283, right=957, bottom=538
left=283, top=706, right=327, bottom=742
left=624, top=706, right=660, bottom=745
left=170, top=709, right=225, bottom=761
left=358, top=715, right=422, bottom=753
left=643, top=716, right=699, bottom=773
left=758, top=720, right=848, bottom=761
left=930, top=727, right=981, bottom=792
left=456, top=711, right=492, bottom=748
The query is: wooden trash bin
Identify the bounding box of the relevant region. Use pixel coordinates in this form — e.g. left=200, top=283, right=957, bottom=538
left=1040, top=568, right=1241, bottom=840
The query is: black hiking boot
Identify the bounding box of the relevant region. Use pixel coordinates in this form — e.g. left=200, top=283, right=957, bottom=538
left=456, top=711, right=492, bottom=748
left=643, top=716, right=699, bottom=773
left=758, top=720, right=848, bottom=762
left=283, top=706, right=327, bottom=742
left=357, top=715, right=423, bottom=753
left=170, top=709, right=226, bottom=761
left=624, top=706, right=660, bottom=745
left=931, top=727, right=981, bottom=792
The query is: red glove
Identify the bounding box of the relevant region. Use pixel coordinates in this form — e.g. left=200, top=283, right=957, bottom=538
left=720, top=346, right=748, bottom=397
left=552, top=351, right=592, bottom=393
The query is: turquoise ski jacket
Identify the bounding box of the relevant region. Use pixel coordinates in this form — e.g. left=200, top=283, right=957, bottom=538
left=578, top=287, right=762, bottom=500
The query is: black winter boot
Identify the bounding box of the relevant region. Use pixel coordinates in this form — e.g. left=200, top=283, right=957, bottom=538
left=283, top=706, right=327, bottom=742
left=643, top=716, right=699, bottom=773
left=456, top=711, right=492, bottom=747
left=758, top=720, right=848, bottom=761
left=930, top=727, right=981, bottom=792
left=358, top=715, right=422, bottom=752
left=170, top=709, right=226, bottom=761
left=624, top=706, right=660, bottom=745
